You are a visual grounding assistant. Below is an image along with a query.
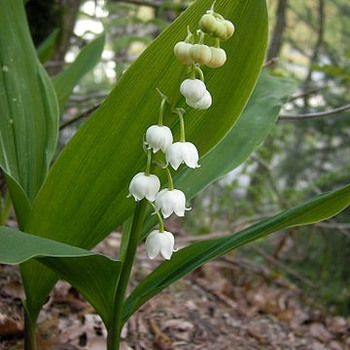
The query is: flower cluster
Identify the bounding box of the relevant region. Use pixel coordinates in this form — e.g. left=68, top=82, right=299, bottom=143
left=128, top=106, right=197, bottom=260
left=174, top=42, right=227, bottom=68
left=174, top=5, right=234, bottom=111
left=128, top=4, right=234, bottom=260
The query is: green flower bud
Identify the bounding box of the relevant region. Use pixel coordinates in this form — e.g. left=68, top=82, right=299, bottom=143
left=215, top=20, right=235, bottom=42
left=174, top=41, right=194, bottom=65
left=190, top=44, right=212, bottom=66
left=199, top=13, right=235, bottom=42
left=198, top=13, right=219, bottom=35
left=206, top=47, right=227, bottom=68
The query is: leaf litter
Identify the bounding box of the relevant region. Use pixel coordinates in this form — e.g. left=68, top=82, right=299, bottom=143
left=0, top=226, right=349, bottom=350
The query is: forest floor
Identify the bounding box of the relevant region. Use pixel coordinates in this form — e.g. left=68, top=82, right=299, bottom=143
left=1, top=221, right=350, bottom=350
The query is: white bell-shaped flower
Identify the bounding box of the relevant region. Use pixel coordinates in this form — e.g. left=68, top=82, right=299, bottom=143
left=155, top=188, right=191, bottom=218
left=145, top=229, right=175, bottom=260
left=128, top=172, right=160, bottom=202
left=180, top=78, right=207, bottom=102
left=145, top=125, right=173, bottom=153
left=166, top=141, right=200, bottom=170
left=186, top=90, right=212, bottom=110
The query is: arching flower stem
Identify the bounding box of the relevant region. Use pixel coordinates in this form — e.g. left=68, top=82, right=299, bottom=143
left=165, top=166, right=174, bottom=191
left=198, top=30, right=206, bottom=44
left=174, top=108, right=186, bottom=142
left=156, top=89, right=168, bottom=126
left=184, top=25, right=194, bottom=43
left=144, top=149, right=152, bottom=176
left=148, top=201, right=165, bottom=232
left=195, top=66, right=205, bottom=82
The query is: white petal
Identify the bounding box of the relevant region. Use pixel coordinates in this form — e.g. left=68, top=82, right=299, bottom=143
left=166, top=143, right=185, bottom=170
left=144, top=174, right=161, bottom=201
left=155, top=189, right=173, bottom=218
left=182, top=142, right=200, bottom=169
left=171, top=189, right=190, bottom=216
left=145, top=230, right=175, bottom=260
left=159, top=231, right=175, bottom=260
left=146, top=125, right=173, bottom=153
left=155, top=188, right=189, bottom=218
left=180, top=79, right=206, bottom=101
left=128, top=172, right=160, bottom=201
left=145, top=230, right=161, bottom=259
left=190, top=90, right=212, bottom=110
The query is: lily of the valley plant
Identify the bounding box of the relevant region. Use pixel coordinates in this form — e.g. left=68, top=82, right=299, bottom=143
left=0, top=1, right=349, bottom=350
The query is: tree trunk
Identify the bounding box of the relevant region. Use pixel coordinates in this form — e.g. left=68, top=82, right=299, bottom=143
left=267, top=0, right=288, bottom=62
left=25, top=0, right=82, bottom=75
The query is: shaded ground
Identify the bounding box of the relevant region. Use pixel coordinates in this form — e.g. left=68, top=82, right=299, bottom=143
left=1, top=229, right=349, bottom=350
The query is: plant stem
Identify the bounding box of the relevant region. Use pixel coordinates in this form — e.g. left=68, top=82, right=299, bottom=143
left=107, top=199, right=148, bottom=350
left=23, top=302, right=37, bottom=350
left=174, top=108, right=186, bottom=142
left=0, top=191, right=12, bottom=225
left=144, top=149, right=152, bottom=176
left=165, top=167, right=174, bottom=191
left=157, top=93, right=167, bottom=126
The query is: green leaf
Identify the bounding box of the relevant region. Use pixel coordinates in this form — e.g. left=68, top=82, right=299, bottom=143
left=0, top=226, right=121, bottom=328
left=0, top=0, right=59, bottom=227
left=175, top=70, right=297, bottom=199
left=52, top=35, right=105, bottom=111
left=21, top=0, right=268, bottom=323
left=39, top=255, right=120, bottom=328
left=37, top=28, right=60, bottom=64
left=123, top=183, right=350, bottom=323
left=0, top=227, right=93, bottom=264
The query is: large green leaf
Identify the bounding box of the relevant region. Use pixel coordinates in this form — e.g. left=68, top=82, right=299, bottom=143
left=0, top=227, right=121, bottom=328
left=0, top=0, right=59, bottom=227
left=21, top=0, right=268, bottom=320
left=52, top=35, right=105, bottom=111
left=123, top=183, right=350, bottom=323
